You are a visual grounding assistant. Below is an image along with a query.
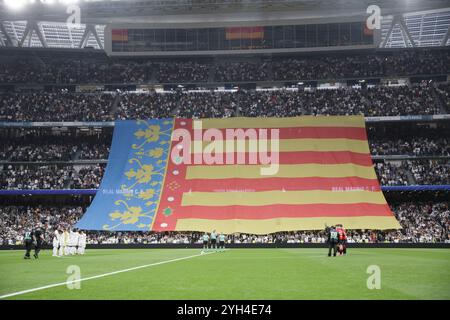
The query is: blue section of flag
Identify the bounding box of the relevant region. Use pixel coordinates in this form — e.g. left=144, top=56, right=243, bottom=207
left=76, top=119, right=173, bottom=231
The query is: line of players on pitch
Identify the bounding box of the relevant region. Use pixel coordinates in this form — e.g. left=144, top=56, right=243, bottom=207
left=200, top=226, right=347, bottom=256
left=201, top=230, right=226, bottom=253
left=52, top=229, right=87, bottom=257
left=26, top=226, right=345, bottom=258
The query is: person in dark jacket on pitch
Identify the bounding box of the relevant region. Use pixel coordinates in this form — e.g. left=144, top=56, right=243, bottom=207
left=23, top=229, right=34, bottom=259
left=325, top=224, right=339, bottom=257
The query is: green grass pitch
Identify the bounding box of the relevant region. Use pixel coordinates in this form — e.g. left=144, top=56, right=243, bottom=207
left=0, top=248, right=449, bottom=299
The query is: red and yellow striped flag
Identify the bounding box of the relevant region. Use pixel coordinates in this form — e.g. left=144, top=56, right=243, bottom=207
left=152, top=116, right=401, bottom=234
left=112, top=29, right=128, bottom=42
left=225, top=26, right=264, bottom=40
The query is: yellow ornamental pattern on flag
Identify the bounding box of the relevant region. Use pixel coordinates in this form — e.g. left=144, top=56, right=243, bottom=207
left=101, top=119, right=174, bottom=231
left=107, top=200, right=155, bottom=227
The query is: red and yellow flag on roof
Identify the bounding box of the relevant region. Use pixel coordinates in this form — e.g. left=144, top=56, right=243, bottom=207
left=112, top=29, right=129, bottom=42
left=225, top=26, right=264, bottom=40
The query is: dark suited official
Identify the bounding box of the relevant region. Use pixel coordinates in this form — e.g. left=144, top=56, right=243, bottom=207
left=23, top=229, right=34, bottom=259
left=326, top=225, right=339, bottom=257
left=24, top=224, right=45, bottom=260
left=32, top=225, right=45, bottom=259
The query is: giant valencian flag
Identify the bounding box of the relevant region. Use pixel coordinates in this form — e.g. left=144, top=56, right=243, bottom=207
left=76, top=116, right=401, bottom=234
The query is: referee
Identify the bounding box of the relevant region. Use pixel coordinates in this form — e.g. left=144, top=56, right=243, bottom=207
left=326, top=225, right=339, bottom=257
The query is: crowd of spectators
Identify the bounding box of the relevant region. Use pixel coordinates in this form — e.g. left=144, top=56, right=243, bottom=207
left=373, top=160, right=450, bottom=186
left=436, top=82, right=450, bottom=113
left=0, top=134, right=111, bottom=161
left=370, top=137, right=450, bottom=156
left=2, top=131, right=449, bottom=163
left=374, top=162, right=410, bottom=186
left=0, top=144, right=73, bottom=161
left=173, top=91, right=236, bottom=118
left=0, top=143, right=109, bottom=161
left=236, top=89, right=304, bottom=117
left=1, top=202, right=448, bottom=245
left=0, top=59, right=56, bottom=83
left=0, top=165, right=72, bottom=190
left=0, top=82, right=443, bottom=121
left=384, top=50, right=450, bottom=76
left=105, top=61, right=150, bottom=84
left=0, top=58, right=149, bottom=84
left=0, top=164, right=106, bottom=190
left=155, top=62, right=209, bottom=83
left=117, top=91, right=236, bottom=119
left=273, top=50, right=450, bottom=81
left=273, top=56, right=387, bottom=80
left=1, top=130, right=448, bottom=189
left=2, top=158, right=446, bottom=189
left=301, top=87, right=368, bottom=116
left=1, top=49, right=449, bottom=84
left=69, top=165, right=105, bottom=189
left=214, top=62, right=269, bottom=82
left=386, top=202, right=449, bottom=243
left=239, top=83, right=439, bottom=117
left=0, top=206, right=84, bottom=245
left=407, top=160, right=450, bottom=185
left=78, top=143, right=110, bottom=160
left=116, top=92, right=176, bottom=120
left=0, top=50, right=448, bottom=248
left=0, top=160, right=446, bottom=189
left=363, top=83, right=439, bottom=116
left=0, top=92, right=114, bottom=121
left=0, top=58, right=154, bottom=84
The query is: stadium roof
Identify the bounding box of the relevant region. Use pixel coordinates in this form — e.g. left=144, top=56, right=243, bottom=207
left=1, top=1, right=449, bottom=23
left=0, top=0, right=449, bottom=49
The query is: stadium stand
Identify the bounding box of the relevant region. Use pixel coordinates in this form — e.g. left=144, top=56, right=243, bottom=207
left=1, top=49, right=449, bottom=84
left=1, top=201, right=448, bottom=245
left=0, top=81, right=446, bottom=121
left=0, top=33, right=449, bottom=246
left=3, top=0, right=450, bottom=305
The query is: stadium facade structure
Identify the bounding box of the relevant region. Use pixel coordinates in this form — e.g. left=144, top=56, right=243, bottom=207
left=0, top=1, right=449, bottom=51
left=0, top=0, right=449, bottom=242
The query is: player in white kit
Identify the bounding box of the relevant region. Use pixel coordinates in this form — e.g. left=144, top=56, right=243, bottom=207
left=52, top=230, right=60, bottom=257
left=59, top=229, right=69, bottom=256
left=73, top=230, right=80, bottom=255
left=78, top=231, right=87, bottom=254
left=68, top=229, right=76, bottom=255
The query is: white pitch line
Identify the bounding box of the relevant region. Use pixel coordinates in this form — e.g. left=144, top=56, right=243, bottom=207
left=0, top=251, right=214, bottom=299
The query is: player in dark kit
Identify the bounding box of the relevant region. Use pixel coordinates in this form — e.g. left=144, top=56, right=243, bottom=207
left=210, top=230, right=217, bottom=250
left=336, top=224, right=347, bottom=255
left=32, top=224, right=45, bottom=259
left=23, top=229, right=34, bottom=259
left=326, top=225, right=339, bottom=257
left=201, top=232, right=209, bottom=253
left=218, top=232, right=226, bottom=251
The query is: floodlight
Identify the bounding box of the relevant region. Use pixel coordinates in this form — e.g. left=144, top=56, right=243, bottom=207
left=4, top=0, right=27, bottom=10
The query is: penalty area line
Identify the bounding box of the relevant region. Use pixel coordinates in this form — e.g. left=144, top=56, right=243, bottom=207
left=0, top=251, right=215, bottom=299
